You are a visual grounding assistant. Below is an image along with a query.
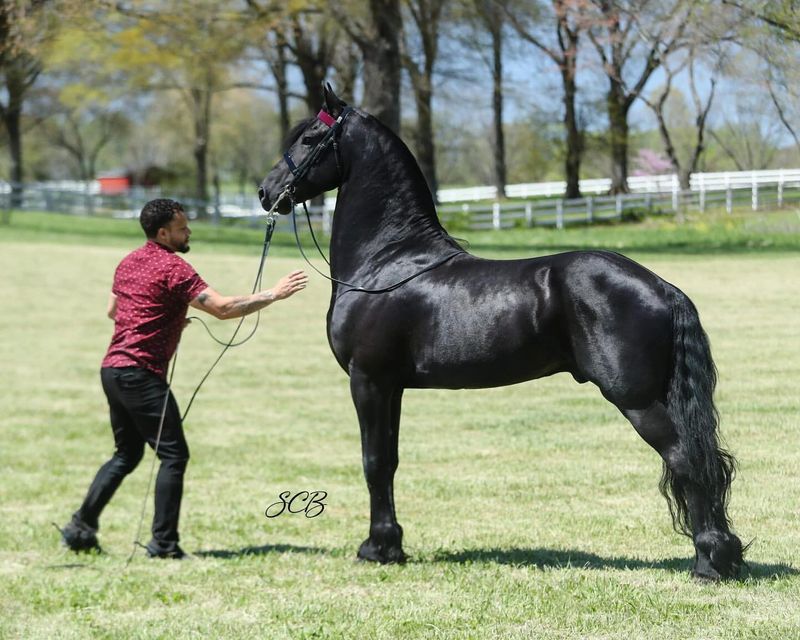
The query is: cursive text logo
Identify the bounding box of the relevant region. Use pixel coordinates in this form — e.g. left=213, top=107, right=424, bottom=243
left=265, top=490, right=327, bottom=518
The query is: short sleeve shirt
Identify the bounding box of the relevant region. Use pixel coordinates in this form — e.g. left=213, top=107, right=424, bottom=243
left=102, top=240, right=208, bottom=378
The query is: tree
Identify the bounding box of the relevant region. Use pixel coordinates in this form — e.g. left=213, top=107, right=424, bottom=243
left=46, top=104, right=129, bottom=182
left=0, top=0, right=56, bottom=206
left=586, top=0, right=691, bottom=193
left=401, top=0, right=448, bottom=199
left=59, top=1, right=260, bottom=212
left=331, top=0, right=403, bottom=133
left=212, top=90, right=281, bottom=196
left=462, top=0, right=507, bottom=198
left=641, top=45, right=726, bottom=190
left=504, top=0, right=590, bottom=199
left=247, top=1, right=342, bottom=118
left=720, top=1, right=800, bottom=157
left=260, top=29, right=292, bottom=144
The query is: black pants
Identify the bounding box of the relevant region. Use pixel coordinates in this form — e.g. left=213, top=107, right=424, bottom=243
left=73, top=367, right=189, bottom=553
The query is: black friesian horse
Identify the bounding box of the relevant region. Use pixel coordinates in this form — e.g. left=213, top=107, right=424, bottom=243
left=259, top=86, right=743, bottom=580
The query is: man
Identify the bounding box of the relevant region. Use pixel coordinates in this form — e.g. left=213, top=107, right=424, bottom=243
left=60, top=198, right=308, bottom=558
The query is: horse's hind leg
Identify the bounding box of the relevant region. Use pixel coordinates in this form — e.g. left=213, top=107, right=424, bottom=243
left=622, top=402, right=742, bottom=580
left=350, top=369, right=406, bottom=564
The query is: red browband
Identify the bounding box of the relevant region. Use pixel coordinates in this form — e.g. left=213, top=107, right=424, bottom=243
left=317, top=110, right=336, bottom=127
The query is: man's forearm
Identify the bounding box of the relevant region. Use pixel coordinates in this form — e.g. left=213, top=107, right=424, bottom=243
left=197, top=290, right=276, bottom=319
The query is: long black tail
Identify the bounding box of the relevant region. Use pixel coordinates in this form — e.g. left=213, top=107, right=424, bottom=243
left=660, top=291, right=737, bottom=537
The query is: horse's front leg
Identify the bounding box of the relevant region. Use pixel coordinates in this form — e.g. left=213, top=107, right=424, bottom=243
left=350, top=368, right=406, bottom=564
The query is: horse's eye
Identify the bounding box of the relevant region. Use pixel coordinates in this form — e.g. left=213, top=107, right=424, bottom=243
left=301, top=134, right=319, bottom=146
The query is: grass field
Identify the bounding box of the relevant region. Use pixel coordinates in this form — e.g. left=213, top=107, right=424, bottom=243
left=1, top=209, right=799, bottom=639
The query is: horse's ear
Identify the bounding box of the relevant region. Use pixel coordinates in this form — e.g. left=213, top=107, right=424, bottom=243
left=322, top=82, right=346, bottom=117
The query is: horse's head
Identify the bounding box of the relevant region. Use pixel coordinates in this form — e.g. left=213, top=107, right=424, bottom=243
left=258, top=84, right=350, bottom=215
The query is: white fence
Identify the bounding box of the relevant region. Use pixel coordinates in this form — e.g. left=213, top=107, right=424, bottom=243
left=437, top=168, right=800, bottom=202
left=3, top=167, right=800, bottom=232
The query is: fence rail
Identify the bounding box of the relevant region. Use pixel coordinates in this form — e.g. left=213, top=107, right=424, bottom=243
left=3, top=167, right=800, bottom=233
left=438, top=168, right=800, bottom=202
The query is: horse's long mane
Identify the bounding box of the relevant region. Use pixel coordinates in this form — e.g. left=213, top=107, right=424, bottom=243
left=357, top=111, right=465, bottom=253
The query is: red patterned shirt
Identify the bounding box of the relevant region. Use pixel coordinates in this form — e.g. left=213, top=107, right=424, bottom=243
left=102, top=240, right=208, bottom=378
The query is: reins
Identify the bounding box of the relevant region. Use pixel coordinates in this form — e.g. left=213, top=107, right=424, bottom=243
left=290, top=199, right=462, bottom=294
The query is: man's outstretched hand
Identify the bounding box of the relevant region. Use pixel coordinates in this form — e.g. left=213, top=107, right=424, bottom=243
left=272, top=270, right=309, bottom=300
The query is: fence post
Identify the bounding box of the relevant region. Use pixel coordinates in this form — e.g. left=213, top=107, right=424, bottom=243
left=586, top=197, right=593, bottom=223
left=752, top=172, right=758, bottom=211
left=556, top=199, right=564, bottom=229
left=525, top=201, right=532, bottom=227
left=615, top=194, right=622, bottom=220
left=698, top=173, right=705, bottom=212
left=778, top=169, right=784, bottom=208
left=492, top=201, right=501, bottom=230
left=725, top=173, right=732, bottom=214
left=671, top=174, right=679, bottom=211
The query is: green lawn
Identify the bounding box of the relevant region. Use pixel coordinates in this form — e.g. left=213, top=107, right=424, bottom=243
left=1, top=209, right=799, bottom=638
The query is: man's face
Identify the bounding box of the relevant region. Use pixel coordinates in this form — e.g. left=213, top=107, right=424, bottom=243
left=157, top=210, right=192, bottom=253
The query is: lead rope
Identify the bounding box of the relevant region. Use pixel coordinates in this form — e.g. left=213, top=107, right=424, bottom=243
left=291, top=199, right=462, bottom=294
left=126, top=345, right=180, bottom=565
left=180, top=213, right=276, bottom=422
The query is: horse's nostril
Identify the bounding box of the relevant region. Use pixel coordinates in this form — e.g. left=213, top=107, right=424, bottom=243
left=258, top=186, right=266, bottom=202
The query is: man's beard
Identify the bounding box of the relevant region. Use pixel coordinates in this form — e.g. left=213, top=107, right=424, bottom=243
left=177, top=243, right=190, bottom=253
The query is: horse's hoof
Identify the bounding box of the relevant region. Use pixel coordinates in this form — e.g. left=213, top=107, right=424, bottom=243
left=693, top=530, right=744, bottom=581
left=357, top=538, right=407, bottom=564
left=691, top=568, right=722, bottom=582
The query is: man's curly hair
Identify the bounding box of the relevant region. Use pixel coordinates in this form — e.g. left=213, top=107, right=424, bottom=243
left=139, top=199, right=185, bottom=238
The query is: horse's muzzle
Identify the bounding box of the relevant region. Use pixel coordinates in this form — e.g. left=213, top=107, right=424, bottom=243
left=258, top=185, right=269, bottom=209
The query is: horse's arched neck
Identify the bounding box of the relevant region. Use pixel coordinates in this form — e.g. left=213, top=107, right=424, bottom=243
left=329, top=117, right=457, bottom=279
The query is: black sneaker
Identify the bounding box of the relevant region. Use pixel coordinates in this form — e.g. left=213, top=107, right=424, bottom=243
left=146, top=542, right=187, bottom=560
left=59, top=520, right=101, bottom=553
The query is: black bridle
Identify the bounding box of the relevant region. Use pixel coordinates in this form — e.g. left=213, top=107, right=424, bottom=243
left=277, top=107, right=463, bottom=295
left=283, top=107, right=353, bottom=190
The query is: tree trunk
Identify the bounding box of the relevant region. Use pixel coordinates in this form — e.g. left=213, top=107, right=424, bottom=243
left=272, top=40, right=291, bottom=143
left=563, top=66, right=581, bottom=199
left=332, top=42, right=359, bottom=103
left=192, top=87, right=211, bottom=215
left=491, top=23, right=506, bottom=199
left=360, top=0, right=402, bottom=133
left=194, top=140, right=208, bottom=214
left=5, top=105, right=23, bottom=208
left=413, top=79, right=437, bottom=200
left=300, top=59, right=328, bottom=115
left=292, top=18, right=331, bottom=115
left=607, top=81, right=630, bottom=194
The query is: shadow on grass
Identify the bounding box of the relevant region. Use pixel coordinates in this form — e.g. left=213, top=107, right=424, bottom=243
left=193, top=542, right=328, bottom=559
left=430, top=547, right=798, bottom=582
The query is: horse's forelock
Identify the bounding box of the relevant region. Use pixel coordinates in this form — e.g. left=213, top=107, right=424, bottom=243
left=283, top=117, right=315, bottom=149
